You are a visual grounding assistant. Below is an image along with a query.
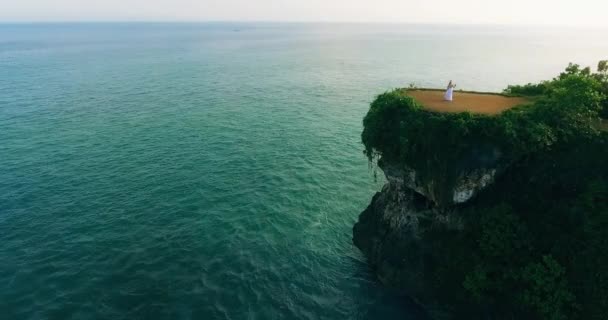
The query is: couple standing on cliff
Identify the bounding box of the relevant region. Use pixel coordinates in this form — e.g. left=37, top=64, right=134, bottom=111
left=444, top=80, right=456, bottom=101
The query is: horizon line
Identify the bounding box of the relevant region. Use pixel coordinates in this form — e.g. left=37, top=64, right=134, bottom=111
left=1, top=20, right=607, bottom=29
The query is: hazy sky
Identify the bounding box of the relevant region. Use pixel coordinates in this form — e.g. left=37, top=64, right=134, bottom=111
left=2, top=0, right=608, bottom=26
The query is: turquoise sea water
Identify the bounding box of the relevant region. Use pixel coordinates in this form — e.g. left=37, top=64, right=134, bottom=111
left=1, top=23, right=607, bottom=320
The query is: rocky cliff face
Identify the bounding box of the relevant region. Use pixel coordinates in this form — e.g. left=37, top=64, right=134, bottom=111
left=381, top=161, right=499, bottom=206
left=353, top=160, right=500, bottom=318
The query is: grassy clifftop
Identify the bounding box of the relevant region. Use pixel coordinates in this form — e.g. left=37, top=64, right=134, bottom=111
left=405, top=89, right=531, bottom=114
left=362, top=64, right=606, bottom=196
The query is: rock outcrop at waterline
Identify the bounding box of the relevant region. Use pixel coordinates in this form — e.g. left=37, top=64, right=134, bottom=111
left=353, top=158, right=496, bottom=318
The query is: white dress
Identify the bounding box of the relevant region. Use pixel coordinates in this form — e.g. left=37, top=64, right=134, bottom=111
left=444, top=87, right=454, bottom=101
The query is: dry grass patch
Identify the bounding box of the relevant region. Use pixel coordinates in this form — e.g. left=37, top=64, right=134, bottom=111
left=405, top=89, right=530, bottom=115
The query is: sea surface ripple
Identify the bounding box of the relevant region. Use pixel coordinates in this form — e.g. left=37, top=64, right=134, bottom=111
left=1, top=23, right=607, bottom=319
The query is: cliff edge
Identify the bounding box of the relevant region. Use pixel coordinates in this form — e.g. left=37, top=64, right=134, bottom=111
left=353, top=62, right=608, bottom=320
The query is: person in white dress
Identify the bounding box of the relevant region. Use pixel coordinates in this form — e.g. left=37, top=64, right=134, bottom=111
left=444, top=80, right=456, bottom=101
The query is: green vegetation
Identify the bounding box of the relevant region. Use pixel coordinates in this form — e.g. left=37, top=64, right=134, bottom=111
left=505, top=61, right=608, bottom=118
left=362, top=62, right=608, bottom=319
left=362, top=62, right=605, bottom=205
left=427, top=133, right=608, bottom=319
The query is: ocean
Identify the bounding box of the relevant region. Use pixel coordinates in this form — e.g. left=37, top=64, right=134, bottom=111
left=1, top=23, right=607, bottom=320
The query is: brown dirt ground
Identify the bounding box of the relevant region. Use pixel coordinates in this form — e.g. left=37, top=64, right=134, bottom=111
left=406, top=89, right=530, bottom=115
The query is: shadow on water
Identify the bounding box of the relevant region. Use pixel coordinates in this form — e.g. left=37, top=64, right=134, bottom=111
left=348, top=256, right=430, bottom=320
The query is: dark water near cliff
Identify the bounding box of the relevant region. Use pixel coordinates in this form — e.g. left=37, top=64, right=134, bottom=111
left=1, top=23, right=607, bottom=319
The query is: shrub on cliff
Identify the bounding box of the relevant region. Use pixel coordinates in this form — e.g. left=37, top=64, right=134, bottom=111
left=505, top=61, right=608, bottom=118
left=504, top=82, right=548, bottom=96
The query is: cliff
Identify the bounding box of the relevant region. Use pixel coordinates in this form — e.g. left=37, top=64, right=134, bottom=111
left=353, top=156, right=499, bottom=319
left=353, top=63, right=608, bottom=320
